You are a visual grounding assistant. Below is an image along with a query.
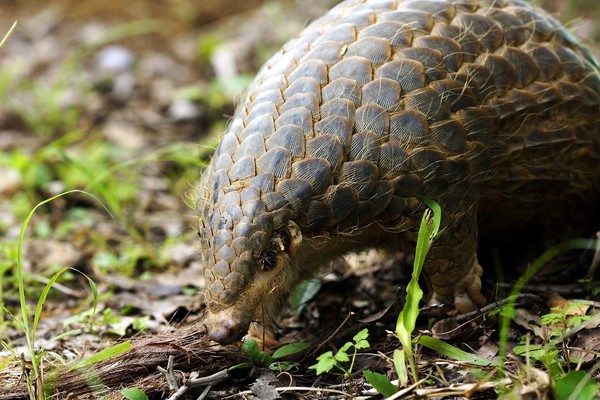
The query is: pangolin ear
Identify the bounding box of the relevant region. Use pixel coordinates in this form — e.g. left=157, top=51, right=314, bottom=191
left=286, top=220, right=303, bottom=254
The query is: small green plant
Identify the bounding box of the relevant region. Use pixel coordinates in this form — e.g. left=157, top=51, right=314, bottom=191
left=241, top=338, right=310, bottom=372
left=510, top=300, right=598, bottom=399
left=309, top=199, right=441, bottom=395
left=393, top=197, right=441, bottom=387
left=310, top=328, right=370, bottom=378
left=495, top=238, right=599, bottom=398
left=0, top=191, right=101, bottom=399
left=497, top=239, right=598, bottom=362
left=541, top=302, right=592, bottom=341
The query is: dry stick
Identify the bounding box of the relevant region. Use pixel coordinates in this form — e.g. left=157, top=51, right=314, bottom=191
left=167, top=369, right=230, bottom=400
left=157, top=355, right=179, bottom=390
left=454, top=293, right=541, bottom=324
left=385, top=378, right=427, bottom=400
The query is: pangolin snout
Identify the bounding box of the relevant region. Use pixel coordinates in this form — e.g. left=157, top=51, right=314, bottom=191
left=204, top=310, right=248, bottom=345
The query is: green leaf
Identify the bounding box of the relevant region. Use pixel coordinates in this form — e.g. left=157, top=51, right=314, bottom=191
left=131, top=316, right=150, bottom=332
left=68, top=341, right=131, bottom=371
left=269, top=361, right=299, bottom=371
left=498, top=305, right=516, bottom=319
left=363, top=370, right=397, bottom=397
left=241, top=339, right=273, bottom=365
left=396, top=200, right=440, bottom=347
left=497, top=238, right=597, bottom=364
left=353, top=328, right=369, bottom=343
left=241, top=338, right=260, bottom=359
left=309, top=351, right=336, bottom=375
left=513, top=344, right=558, bottom=364
left=228, top=362, right=253, bottom=372
left=271, top=342, right=310, bottom=360
left=555, top=371, right=599, bottom=400
left=339, top=342, right=352, bottom=353
left=290, top=279, right=321, bottom=314
left=334, top=349, right=350, bottom=363
left=418, top=336, right=497, bottom=366
left=121, top=388, right=149, bottom=400
left=353, top=329, right=370, bottom=349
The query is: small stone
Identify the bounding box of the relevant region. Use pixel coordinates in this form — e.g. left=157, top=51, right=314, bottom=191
left=0, top=168, right=21, bottom=199
left=168, top=99, right=202, bottom=121
left=95, top=45, right=134, bottom=72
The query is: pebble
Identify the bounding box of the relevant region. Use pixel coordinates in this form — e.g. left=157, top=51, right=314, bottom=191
left=168, top=99, right=202, bottom=121
left=95, top=45, right=134, bottom=72
left=0, top=168, right=21, bottom=199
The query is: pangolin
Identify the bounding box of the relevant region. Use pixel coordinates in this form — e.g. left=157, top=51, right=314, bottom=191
left=198, top=0, right=600, bottom=344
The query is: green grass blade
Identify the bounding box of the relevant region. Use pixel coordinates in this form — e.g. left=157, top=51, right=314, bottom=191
left=68, top=341, right=132, bottom=372
left=32, top=266, right=71, bottom=339
left=46, top=329, right=83, bottom=345
left=75, top=271, right=99, bottom=332
left=0, top=21, right=17, bottom=48
left=419, top=336, right=498, bottom=366
left=0, top=352, right=15, bottom=371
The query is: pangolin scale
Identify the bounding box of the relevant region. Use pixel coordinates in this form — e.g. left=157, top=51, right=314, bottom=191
left=198, top=0, right=600, bottom=344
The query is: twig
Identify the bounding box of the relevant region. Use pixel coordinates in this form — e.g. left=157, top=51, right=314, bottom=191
left=157, top=355, right=179, bottom=390
left=455, top=294, right=541, bottom=324
left=167, top=369, right=230, bottom=400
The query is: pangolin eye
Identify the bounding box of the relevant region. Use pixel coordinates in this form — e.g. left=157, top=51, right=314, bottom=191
left=262, top=249, right=277, bottom=271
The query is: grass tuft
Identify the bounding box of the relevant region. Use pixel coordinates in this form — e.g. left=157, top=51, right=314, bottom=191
left=3, top=190, right=103, bottom=398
